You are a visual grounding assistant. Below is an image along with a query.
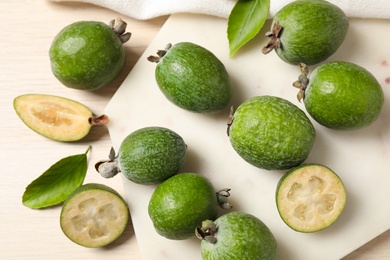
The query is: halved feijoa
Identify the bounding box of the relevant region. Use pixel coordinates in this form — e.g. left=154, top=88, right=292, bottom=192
left=276, top=164, right=346, bottom=232
left=60, top=183, right=129, bottom=248
left=13, top=94, right=109, bottom=141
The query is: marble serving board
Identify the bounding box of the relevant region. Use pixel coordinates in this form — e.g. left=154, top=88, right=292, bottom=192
left=105, top=13, right=390, bottom=260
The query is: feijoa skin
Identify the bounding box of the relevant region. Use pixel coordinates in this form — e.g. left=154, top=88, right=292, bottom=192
left=148, top=42, right=232, bottom=113
left=301, top=61, right=384, bottom=130
left=197, top=212, right=278, bottom=260
left=148, top=173, right=219, bottom=240
left=49, top=18, right=131, bottom=90
left=228, top=96, right=315, bottom=170
left=263, top=0, right=349, bottom=65
left=118, top=127, right=187, bottom=185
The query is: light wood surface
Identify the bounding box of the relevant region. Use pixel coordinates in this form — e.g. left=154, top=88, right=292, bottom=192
left=0, top=1, right=388, bottom=259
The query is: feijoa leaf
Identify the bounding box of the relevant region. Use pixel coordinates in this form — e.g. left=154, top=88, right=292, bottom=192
left=22, top=146, right=91, bottom=209
left=228, top=0, right=270, bottom=57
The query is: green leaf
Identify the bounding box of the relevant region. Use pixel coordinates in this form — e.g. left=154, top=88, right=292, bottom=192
left=228, top=0, right=270, bottom=57
left=22, top=146, right=91, bottom=209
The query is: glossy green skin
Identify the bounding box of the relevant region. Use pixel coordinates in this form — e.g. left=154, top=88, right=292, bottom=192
left=273, top=0, right=349, bottom=65
left=49, top=21, right=125, bottom=90
left=155, top=42, right=232, bottom=113
left=304, top=61, right=384, bottom=129
left=201, top=212, right=278, bottom=260
left=229, top=96, right=315, bottom=170
left=119, top=127, right=187, bottom=184
left=148, top=173, right=218, bottom=240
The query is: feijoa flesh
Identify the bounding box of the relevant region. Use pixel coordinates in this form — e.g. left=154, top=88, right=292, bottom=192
left=60, top=183, right=129, bottom=247
left=148, top=173, right=228, bottom=240
left=96, top=126, right=187, bottom=185
left=148, top=42, right=232, bottom=113
left=276, top=164, right=346, bottom=232
left=49, top=18, right=131, bottom=90
left=228, top=96, right=316, bottom=170
left=197, top=211, right=278, bottom=260
left=296, top=62, right=384, bottom=129
left=262, top=0, right=349, bottom=65
left=13, top=94, right=109, bottom=142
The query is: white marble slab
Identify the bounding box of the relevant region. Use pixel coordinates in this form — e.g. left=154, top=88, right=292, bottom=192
left=105, top=13, right=390, bottom=260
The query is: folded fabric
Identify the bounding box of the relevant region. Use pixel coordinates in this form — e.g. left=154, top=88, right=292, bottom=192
left=50, top=0, right=390, bottom=20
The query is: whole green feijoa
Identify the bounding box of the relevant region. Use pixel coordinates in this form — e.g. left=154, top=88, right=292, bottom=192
left=299, top=61, right=384, bottom=130
left=148, top=42, right=232, bottom=113
left=49, top=18, right=131, bottom=90
left=262, top=0, right=348, bottom=65
left=228, top=96, right=315, bottom=170
left=148, top=173, right=219, bottom=240
left=197, top=211, right=278, bottom=260
left=96, top=127, right=187, bottom=185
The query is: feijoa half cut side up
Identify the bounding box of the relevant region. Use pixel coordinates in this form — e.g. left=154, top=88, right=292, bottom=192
left=13, top=94, right=109, bottom=141
left=60, top=183, right=129, bottom=248
left=276, top=164, right=346, bottom=232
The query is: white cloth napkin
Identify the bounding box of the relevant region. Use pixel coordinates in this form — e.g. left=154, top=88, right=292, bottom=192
left=50, top=0, right=390, bottom=20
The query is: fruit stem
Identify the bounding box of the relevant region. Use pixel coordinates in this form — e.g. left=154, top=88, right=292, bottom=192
left=195, top=220, right=218, bottom=244
left=293, top=63, right=310, bottom=102
left=262, top=21, right=283, bottom=54
left=109, top=17, right=132, bottom=43
left=147, top=43, right=173, bottom=63
left=89, top=115, right=110, bottom=126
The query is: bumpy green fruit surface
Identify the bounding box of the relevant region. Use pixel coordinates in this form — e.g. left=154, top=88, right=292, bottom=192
left=118, top=127, right=187, bottom=184
left=148, top=173, right=219, bottom=240
left=197, top=211, right=278, bottom=260
left=301, top=61, right=384, bottom=129
left=148, top=42, right=232, bottom=113
left=49, top=18, right=130, bottom=90
left=228, top=96, right=315, bottom=170
left=263, top=0, right=348, bottom=65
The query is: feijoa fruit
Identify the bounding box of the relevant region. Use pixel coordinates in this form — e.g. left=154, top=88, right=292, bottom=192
left=148, top=42, right=232, bottom=113
left=262, top=0, right=349, bottom=65
left=49, top=18, right=131, bottom=90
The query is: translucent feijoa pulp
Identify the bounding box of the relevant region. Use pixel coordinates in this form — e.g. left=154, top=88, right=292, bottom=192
left=49, top=18, right=131, bottom=90
left=60, top=183, right=129, bottom=247
left=148, top=42, right=232, bottom=113
left=262, top=0, right=348, bottom=65
left=148, top=173, right=219, bottom=240
left=13, top=94, right=109, bottom=142
left=300, top=61, right=384, bottom=129
left=197, top=211, right=278, bottom=260
left=228, top=96, right=316, bottom=170
left=276, top=164, right=346, bottom=232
